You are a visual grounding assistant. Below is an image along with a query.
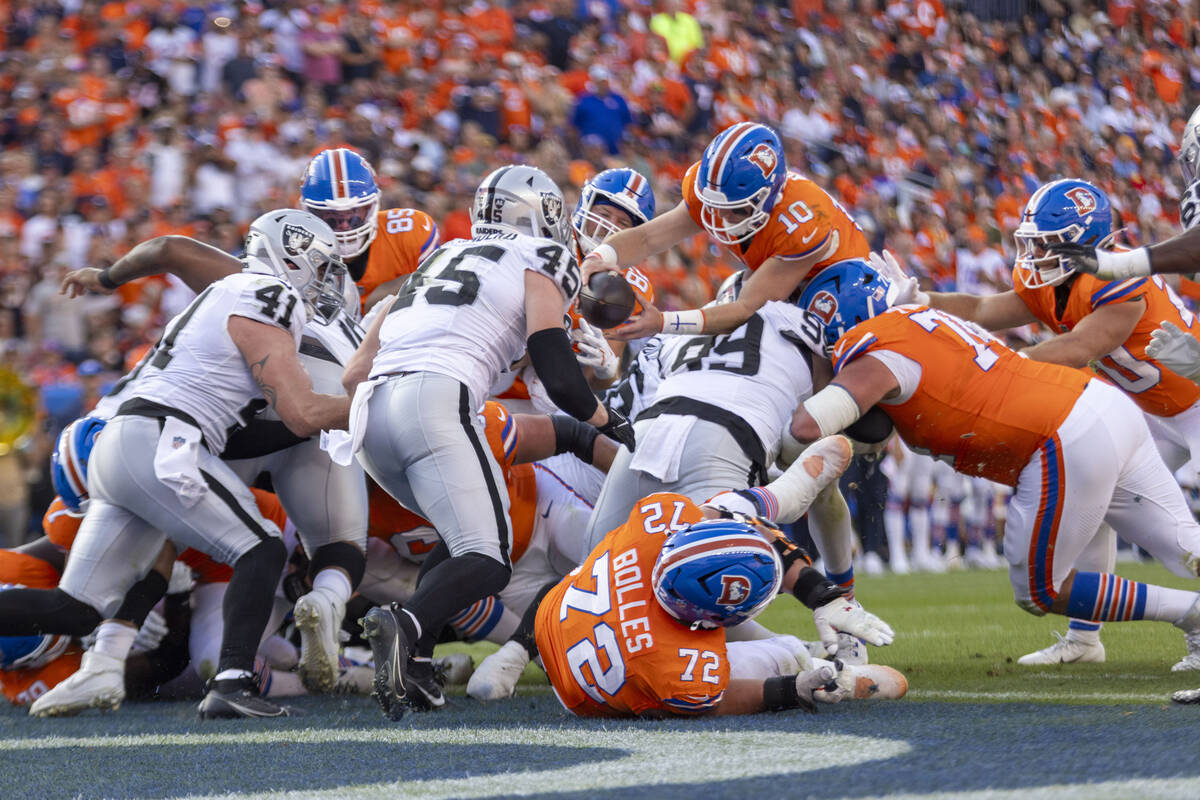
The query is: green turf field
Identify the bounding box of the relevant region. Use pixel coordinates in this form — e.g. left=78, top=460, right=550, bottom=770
left=4, top=563, right=1200, bottom=799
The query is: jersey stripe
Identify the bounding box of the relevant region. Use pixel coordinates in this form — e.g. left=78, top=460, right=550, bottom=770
left=705, top=122, right=756, bottom=189
left=1027, top=435, right=1066, bottom=612
left=1090, top=278, right=1147, bottom=308
left=833, top=333, right=878, bottom=373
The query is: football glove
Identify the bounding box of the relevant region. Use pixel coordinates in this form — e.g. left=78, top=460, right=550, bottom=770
left=794, top=664, right=838, bottom=712
left=812, top=597, right=895, bottom=656
left=131, top=610, right=170, bottom=654
left=572, top=319, right=619, bottom=380
left=1045, top=241, right=1100, bottom=276
left=1146, top=321, right=1200, bottom=382
left=868, top=249, right=928, bottom=306
left=597, top=404, right=636, bottom=451
left=1047, top=241, right=1152, bottom=280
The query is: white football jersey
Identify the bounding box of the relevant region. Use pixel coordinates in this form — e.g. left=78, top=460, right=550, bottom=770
left=602, top=335, right=665, bottom=421
left=297, top=309, right=362, bottom=395
left=124, top=271, right=306, bottom=453
left=370, top=232, right=580, bottom=409
left=652, top=301, right=818, bottom=460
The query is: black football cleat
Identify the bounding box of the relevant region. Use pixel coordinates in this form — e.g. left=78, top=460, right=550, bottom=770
left=406, top=658, right=447, bottom=712
left=198, top=676, right=291, bottom=720
left=361, top=603, right=413, bottom=721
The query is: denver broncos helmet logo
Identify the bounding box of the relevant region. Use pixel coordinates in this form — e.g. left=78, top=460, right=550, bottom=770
left=1064, top=187, right=1097, bottom=216
left=717, top=574, right=752, bottom=605
left=746, top=143, right=777, bottom=179
left=808, top=290, right=838, bottom=324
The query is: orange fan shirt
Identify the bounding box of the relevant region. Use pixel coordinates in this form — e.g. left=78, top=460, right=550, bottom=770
left=357, top=208, right=440, bottom=311
left=1012, top=272, right=1200, bottom=418
left=832, top=306, right=1090, bottom=485
left=682, top=165, right=869, bottom=274
left=536, top=493, right=729, bottom=718
left=368, top=402, right=535, bottom=564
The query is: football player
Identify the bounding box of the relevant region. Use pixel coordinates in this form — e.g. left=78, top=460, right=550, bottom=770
left=792, top=259, right=1200, bottom=672
left=0, top=210, right=351, bottom=719
left=327, top=165, right=636, bottom=719
left=580, top=122, right=869, bottom=339
left=887, top=180, right=1200, bottom=664
left=300, top=147, right=440, bottom=312
left=512, top=436, right=901, bottom=717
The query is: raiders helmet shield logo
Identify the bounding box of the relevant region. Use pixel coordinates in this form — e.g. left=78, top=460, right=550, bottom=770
left=282, top=223, right=315, bottom=257
left=717, top=574, right=752, bottom=606
left=540, top=192, right=563, bottom=226
left=808, top=290, right=839, bottom=324
left=746, top=143, right=778, bottom=179
left=1064, top=187, right=1097, bottom=216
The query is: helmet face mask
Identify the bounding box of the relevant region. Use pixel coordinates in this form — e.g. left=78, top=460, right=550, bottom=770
left=472, top=164, right=574, bottom=247
left=300, top=148, right=381, bottom=259
left=1013, top=179, right=1113, bottom=291
left=243, top=209, right=347, bottom=324
left=572, top=168, right=656, bottom=253
left=696, top=123, right=786, bottom=246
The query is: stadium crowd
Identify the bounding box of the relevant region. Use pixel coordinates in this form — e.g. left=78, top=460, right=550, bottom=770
left=0, top=0, right=1197, bottom=547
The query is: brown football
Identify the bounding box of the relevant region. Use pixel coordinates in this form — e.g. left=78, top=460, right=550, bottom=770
left=578, top=271, right=637, bottom=329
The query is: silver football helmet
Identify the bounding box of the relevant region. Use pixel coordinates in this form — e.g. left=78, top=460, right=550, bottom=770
left=243, top=209, right=348, bottom=323
left=1179, top=104, right=1200, bottom=184
left=471, top=165, right=573, bottom=246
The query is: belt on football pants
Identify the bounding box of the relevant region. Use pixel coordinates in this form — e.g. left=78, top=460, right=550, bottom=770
left=637, top=396, right=767, bottom=485
left=117, top=398, right=210, bottom=451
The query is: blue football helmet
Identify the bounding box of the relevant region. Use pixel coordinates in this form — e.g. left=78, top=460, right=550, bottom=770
left=1014, top=179, right=1114, bottom=289
left=651, top=519, right=782, bottom=629
left=51, top=415, right=107, bottom=512
left=299, top=148, right=381, bottom=259
left=0, top=629, right=70, bottom=670
left=799, top=259, right=898, bottom=356
left=572, top=168, right=656, bottom=254
left=695, top=122, right=787, bottom=245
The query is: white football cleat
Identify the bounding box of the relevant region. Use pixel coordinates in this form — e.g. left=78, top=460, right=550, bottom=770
left=837, top=664, right=908, bottom=700
left=29, top=651, right=125, bottom=717
left=294, top=589, right=345, bottom=693
left=1018, top=631, right=1106, bottom=666
left=1172, top=598, right=1200, bottom=672
left=467, top=640, right=529, bottom=702
left=434, top=652, right=475, bottom=685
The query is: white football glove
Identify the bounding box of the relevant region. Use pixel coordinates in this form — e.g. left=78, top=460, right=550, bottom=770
left=812, top=596, right=895, bottom=656
left=572, top=319, right=619, bottom=380
left=131, top=610, right=169, bottom=654
left=167, top=561, right=195, bottom=595
left=868, top=250, right=929, bottom=306
left=793, top=663, right=838, bottom=712
left=1146, top=321, right=1200, bottom=382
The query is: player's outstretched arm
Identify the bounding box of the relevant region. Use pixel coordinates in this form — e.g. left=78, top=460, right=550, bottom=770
left=1021, top=296, right=1143, bottom=368
left=341, top=296, right=395, bottom=395
left=230, top=316, right=351, bottom=437
left=581, top=201, right=700, bottom=283
left=1047, top=229, right=1200, bottom=280
left=508, top=413, right=619, bottom=471
left=927, top=289, right=1037, bottom=332
left=61, top=235, right=241, bottom=298
left=791, top=358, right=901, bottom=444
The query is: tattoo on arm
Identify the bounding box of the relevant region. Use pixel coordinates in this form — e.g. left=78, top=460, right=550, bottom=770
left=250, top=355, right=278, bottom=408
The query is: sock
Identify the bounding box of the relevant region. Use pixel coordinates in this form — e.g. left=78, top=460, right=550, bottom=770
left=825, top=565, right=855, bottom=601
left=217, top=539, right=287, bottom=675
left=1066, top=619, right=1102, bottom=644
left=1064, top=572, right=1198, bottom=623
left=909, top=503, right=932, bottom=557
left=312, top=569, right=352, bottom=605
left=884, top=504, right=908, bottom=564
left=92, top=621, right=137, bottom=662
left=113, top=571, right=168, bottom=628
left=405, top=553, right=510, bottom=655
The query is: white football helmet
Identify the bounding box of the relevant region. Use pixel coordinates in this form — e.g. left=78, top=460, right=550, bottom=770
left=243, top=209, right=348, bottom=323
left=1179, top=105, right=1200, bottom=184
left=471, top=165, right=573, bottom=246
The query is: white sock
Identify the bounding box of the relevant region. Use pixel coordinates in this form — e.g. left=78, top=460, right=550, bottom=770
left=214, top=668, right=255, bottom=682
left=312, top=568, right=353, bottom=605
left=92, top=621, right=137, bottom=663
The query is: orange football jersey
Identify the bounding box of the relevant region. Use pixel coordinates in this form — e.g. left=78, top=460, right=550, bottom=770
left=536, top=493, right=730, bottom=718
left=178, top=488, right=290, bottom=585
left=833, top=306, right=1091, bottom=485
left=681, top=164, right=869, bottom=273
left=357, top=208, right=440, bottom=311
left=368, top=402, right=536, bottom=564
left=0, top=548, right=83, bottom=705
left=1012, top=273, right=1200, bottom=417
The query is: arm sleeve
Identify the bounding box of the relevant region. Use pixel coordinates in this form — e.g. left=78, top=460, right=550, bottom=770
left=526, top=327, right=601, bottom=421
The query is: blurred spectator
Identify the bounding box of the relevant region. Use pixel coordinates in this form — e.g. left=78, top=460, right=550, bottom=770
left=572, top=66, right=632, bottom=155
left=955, top=226, right=1008, bottom=296
left=650, top=0, right=703, bottom=63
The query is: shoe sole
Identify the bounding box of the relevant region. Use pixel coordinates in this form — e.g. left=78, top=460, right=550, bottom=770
left=30, top=689, right=123, bottom=718
left=361, top=609, right=409, bottom=721
left=294, top=596, right=339, bottom=694
left=197, top=695, right=291, bottom=720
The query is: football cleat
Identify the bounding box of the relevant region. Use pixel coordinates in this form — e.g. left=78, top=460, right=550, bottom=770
left=1172, top=687, right=1200, bottom=704
left=467, top=640, right=529, bottom=702
left=198, top=676, right=291, bottom=719
left=1171, top=630, right=1200, bottom=672
left=294, top=589, right=345, bottom=694
left=836, top=664, right=908, bottom=700
left=28, top=650, right=125, bottom=717
left=405, top=658, right=447, bottom=711
left=433, top=652, right=475, bottom=686
left=1018, top=631, right=1106, bottom=666
left=361, top=603, right=413, bottom=721
left=331, top=664, right=375, bottom=695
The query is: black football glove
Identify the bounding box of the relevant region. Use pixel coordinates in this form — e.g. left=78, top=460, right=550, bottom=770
left=1045, top=241, right=1099, bottom=275
left=597, top=404, right=636, bottom=451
